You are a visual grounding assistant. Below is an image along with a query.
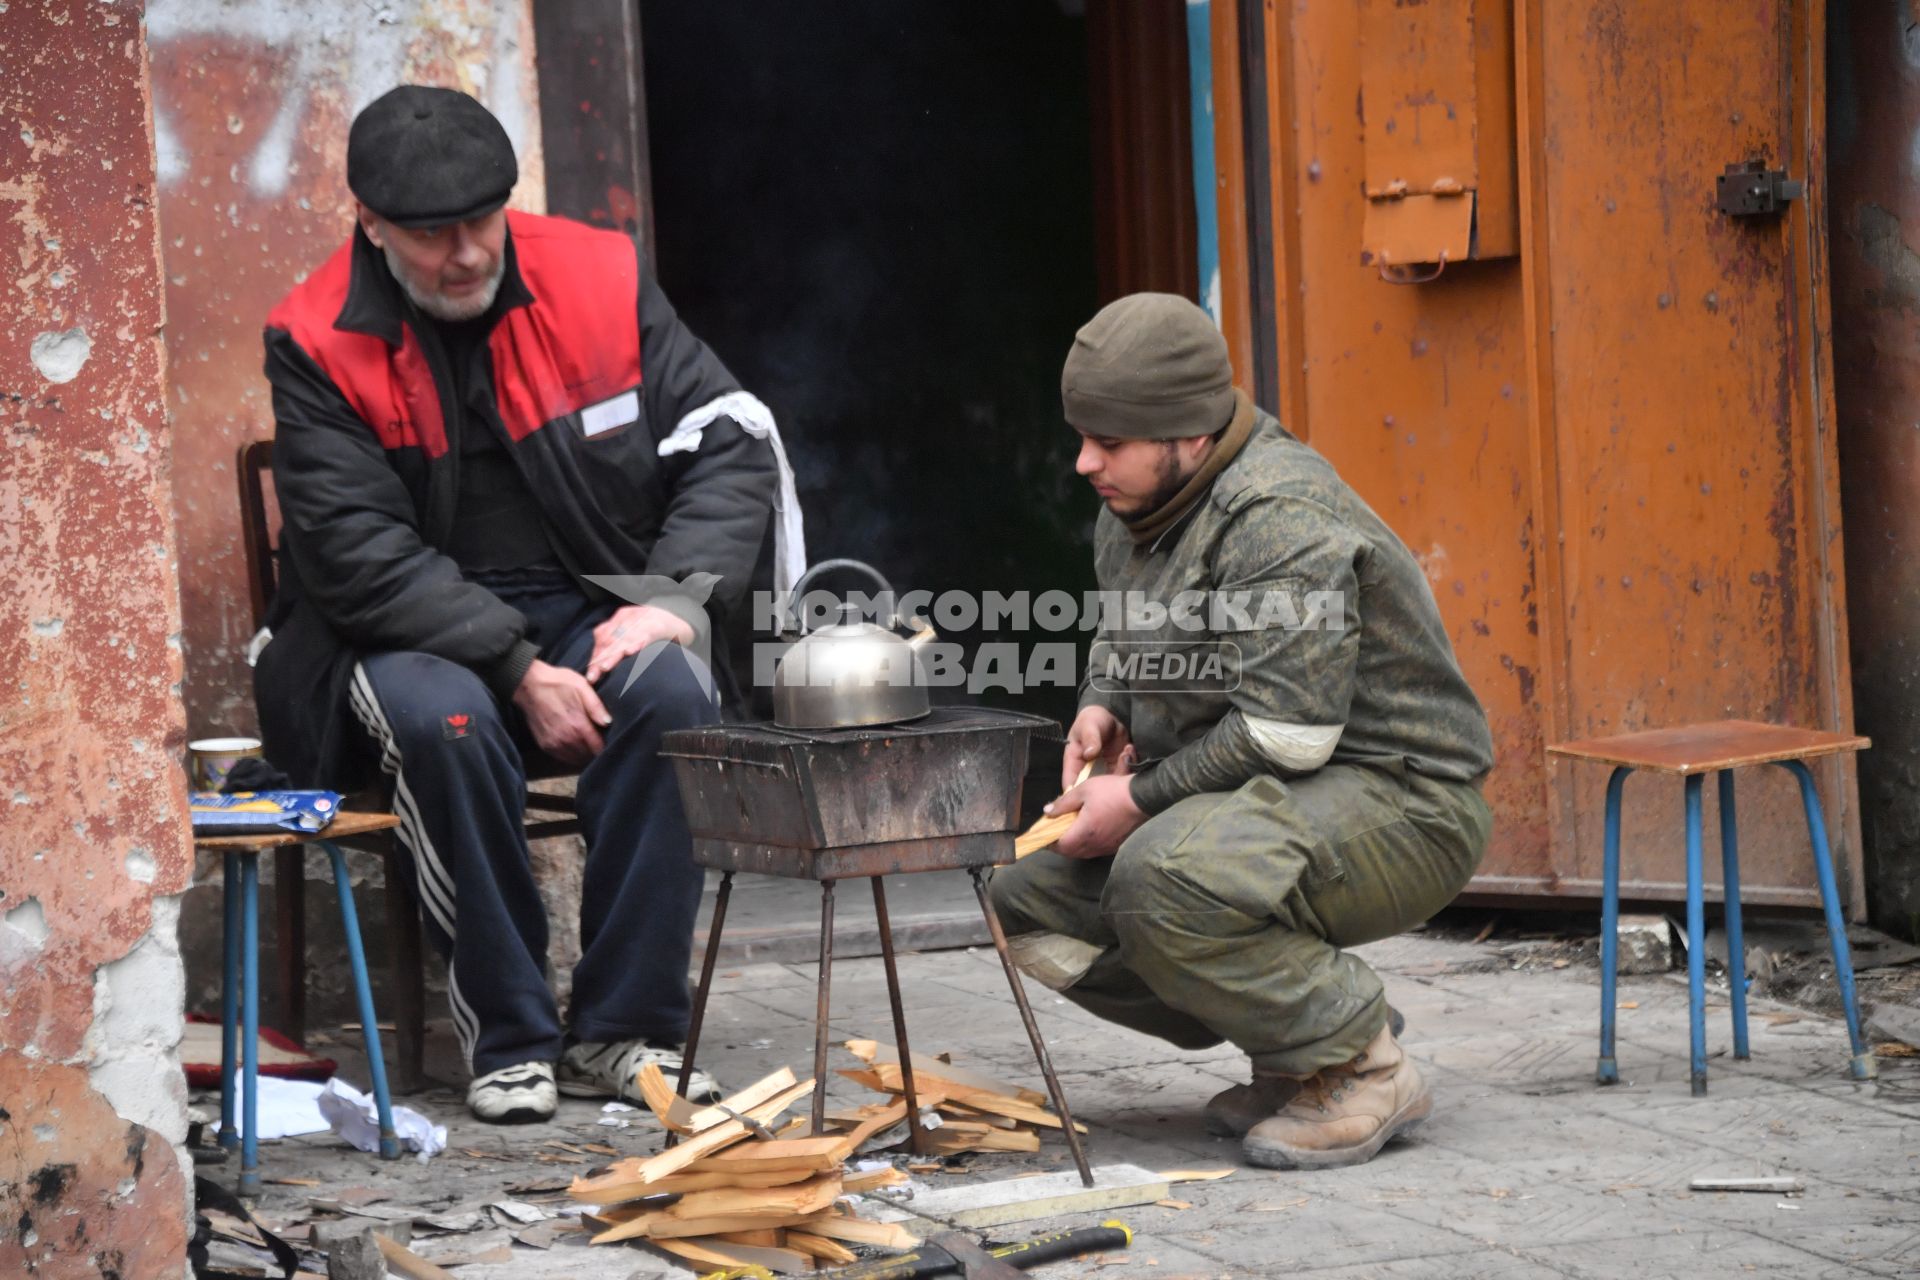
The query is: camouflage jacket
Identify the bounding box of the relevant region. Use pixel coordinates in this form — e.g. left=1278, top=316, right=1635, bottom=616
left=1083, top=405, right=1494, bottom=814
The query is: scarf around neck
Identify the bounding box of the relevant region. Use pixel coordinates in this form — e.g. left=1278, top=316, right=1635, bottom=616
left=1121, top=389, right=1255, bottom=546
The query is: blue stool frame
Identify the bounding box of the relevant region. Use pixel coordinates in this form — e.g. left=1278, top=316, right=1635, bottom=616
left=1596, top=760, right=1877, bottom=1095
left=215, top=840, right=400, bottom=1194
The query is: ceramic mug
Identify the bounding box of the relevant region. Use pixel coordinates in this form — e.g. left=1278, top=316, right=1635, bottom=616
left=189, top=736, right=263, bottom=792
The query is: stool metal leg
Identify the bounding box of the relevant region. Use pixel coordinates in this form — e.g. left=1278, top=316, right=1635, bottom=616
left=1597, top=766, right=1631, bottom=1084
left=676, top=870, right=733, bottom=1111
left=971, top=868, right=1094, bottom=1187
left=219, top=851, right=241, bottom=1150
left=322, top=841, right=399, bottom=1159
left=1780, top=761, right=1877, bottom=1081
left=871, top=877, right=926, bottom=1155
left=240, top=852, right=262, bottom=1195
left=1684, top=774, right=1709, bottom=1096
left=812, top=880, right=837, bottom=1134
left=1718, top=771, right=1750, bottom=1060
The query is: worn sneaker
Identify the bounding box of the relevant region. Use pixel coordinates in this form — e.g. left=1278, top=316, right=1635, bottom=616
left=1241, top=1024, right=1431, bottom=1170
left=1206, top=1005, right=1406, bottom=1138
left=466, top=1061, right=557, bottom=1125
left=557, top=1039, right=723, bottom=1105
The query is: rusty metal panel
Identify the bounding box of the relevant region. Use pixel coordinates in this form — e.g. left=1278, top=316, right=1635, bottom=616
left=1361, top=191, right=1475, bottom=269
left=1088, top=0, right=1200, bottom=304
left=1360, top=0, right=1479, bottom=197
left=1828, top=2, right=1920, bottom=933
left=1357, top=0, right=1516, bottom=264
left=1210, top=0, right=1258, bottom=388
left=1252, top=0, right=1310, bottom=434
left=533, top=0, right=655, bottom=250
left=1220, top=0, right=1855, bottom=910
left=1469, top=0, right=1520, bottom=256
left=1254, top=0, right=1551, bottom=876
left=1527, top=0, right=1855, bottom=910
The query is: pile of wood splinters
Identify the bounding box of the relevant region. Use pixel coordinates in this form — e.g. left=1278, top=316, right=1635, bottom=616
left=571, top=1037, right=1082, bottom=1273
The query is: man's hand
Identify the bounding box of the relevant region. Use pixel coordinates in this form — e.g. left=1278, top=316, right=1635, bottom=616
left=1062, top=704, right=1132, bottom=793
left=585, top=604, right=696, bottom=684
left=1048, top=771, right=1148, bottom=860
left=512, top=660, right=612, bottom=766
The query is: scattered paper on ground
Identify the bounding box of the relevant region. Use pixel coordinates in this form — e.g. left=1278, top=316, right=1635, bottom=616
left=318, top=1077, right=446, bottom=1158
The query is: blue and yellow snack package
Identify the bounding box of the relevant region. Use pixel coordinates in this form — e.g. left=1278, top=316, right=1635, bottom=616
left=189, top=790, right=342, bottom=834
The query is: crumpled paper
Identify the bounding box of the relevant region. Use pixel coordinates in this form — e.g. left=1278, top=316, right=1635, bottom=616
left=318, top=1077, right=447, bottom=1159
left=231, top=1077, right=332, bottom=1141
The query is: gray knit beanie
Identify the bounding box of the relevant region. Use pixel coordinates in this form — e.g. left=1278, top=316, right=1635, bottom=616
left=1061, top=293, right=1236, bottom=439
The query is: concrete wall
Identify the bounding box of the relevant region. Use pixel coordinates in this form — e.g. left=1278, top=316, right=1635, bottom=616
left=1, top=3, right=195, bottom=1275
left=142, top=0, right=566, bottom=1031
left=146, top=0, right=545, bottom=743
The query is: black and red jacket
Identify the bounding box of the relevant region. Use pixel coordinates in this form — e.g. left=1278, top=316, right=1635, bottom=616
left=256, top=210, right=776, bottom=787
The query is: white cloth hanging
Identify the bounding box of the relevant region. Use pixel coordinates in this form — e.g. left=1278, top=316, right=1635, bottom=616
left=656, top=390, right=807, bottom=598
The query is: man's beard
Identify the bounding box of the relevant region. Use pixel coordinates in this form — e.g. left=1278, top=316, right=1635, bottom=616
left=1107, top=443, right=1190, bottom=519
left=385, top=243, right=505, bottom=322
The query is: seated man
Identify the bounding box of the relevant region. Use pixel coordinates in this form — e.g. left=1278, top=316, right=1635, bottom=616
left=256, top=86, right=783, bottom=1123
left=992, top=293, right=1494, bottom=1170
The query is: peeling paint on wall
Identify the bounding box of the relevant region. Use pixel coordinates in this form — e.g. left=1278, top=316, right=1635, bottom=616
left=28, top=326, right=91, bottom=383
left=87, top=896, right=192, bottom=1144
left=1, top=0, right=194, bottom=1272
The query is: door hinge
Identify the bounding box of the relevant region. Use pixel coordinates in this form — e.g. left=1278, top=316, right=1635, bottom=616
left=1716, top=160, right=1803, bottom=217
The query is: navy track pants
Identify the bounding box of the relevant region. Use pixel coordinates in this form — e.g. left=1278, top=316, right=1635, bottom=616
left=346, top=580, right=716, bottom=1075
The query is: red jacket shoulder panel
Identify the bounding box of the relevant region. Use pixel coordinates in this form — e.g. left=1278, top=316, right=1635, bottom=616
left=491, top=212, right=642, bottom=441
left=265, top=240, right=443, bottom=456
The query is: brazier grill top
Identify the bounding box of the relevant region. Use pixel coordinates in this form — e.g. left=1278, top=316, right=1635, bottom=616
left=661, top=707, right=1059, bottom=880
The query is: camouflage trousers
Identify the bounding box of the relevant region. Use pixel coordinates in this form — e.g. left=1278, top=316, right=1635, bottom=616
left=989, top=762, right=1491, bottom=1076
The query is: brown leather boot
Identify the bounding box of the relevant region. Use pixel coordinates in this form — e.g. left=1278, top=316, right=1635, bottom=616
left=1241, top=1024, right=1431, bottom=1170
left=1204, top=1072, right=1299, bottom=1138
left=1206, top=1005, right=1405, bottom=1138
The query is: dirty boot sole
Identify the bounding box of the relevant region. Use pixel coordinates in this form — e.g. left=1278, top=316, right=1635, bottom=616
left=1240, top=1090, right=1433, bottom=1171
left=1207, top=1006, right=1407, bottom=1140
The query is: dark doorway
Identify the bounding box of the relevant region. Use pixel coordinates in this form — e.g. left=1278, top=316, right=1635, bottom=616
left=640, top=1, right=1102, bottom=723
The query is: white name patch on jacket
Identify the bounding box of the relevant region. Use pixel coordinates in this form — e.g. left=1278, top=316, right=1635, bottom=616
left=580, top=389, right=640, bottom=437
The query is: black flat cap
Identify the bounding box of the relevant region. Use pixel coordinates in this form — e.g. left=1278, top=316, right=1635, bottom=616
left=348, top=85, right=517, bottom=228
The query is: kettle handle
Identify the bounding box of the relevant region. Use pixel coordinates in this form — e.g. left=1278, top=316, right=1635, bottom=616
left=786, top=559, right=896, bottom=636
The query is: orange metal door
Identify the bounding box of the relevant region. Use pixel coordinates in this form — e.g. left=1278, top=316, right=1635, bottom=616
left=1217, top=0, right=1857, bottom=910
left=1525, top=0, right=1854, bottom=910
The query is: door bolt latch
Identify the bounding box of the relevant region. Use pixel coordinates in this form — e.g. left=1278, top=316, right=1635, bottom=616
left=1716, top=160, right=1803, bottom=217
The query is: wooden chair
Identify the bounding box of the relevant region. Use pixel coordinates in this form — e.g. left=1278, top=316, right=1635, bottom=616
left=1547, top=720, right=1874, bottom=1096
left=237, top=439, right=582, bottom=1091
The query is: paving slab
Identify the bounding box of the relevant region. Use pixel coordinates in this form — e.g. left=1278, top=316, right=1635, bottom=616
left=197, top=927, right=1920, bottom=1278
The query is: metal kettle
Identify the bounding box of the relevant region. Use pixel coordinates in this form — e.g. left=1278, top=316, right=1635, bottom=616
left=772, top=559, right=938, bottom=729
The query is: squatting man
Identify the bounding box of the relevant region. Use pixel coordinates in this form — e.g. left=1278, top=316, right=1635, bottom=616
left=990, top=293, right=1495, bottom=1170
left=255, top=86, right=795, bottom=1123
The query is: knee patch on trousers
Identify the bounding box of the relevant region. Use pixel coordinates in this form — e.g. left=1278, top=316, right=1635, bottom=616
left=1006, top=931, right=1107, bottom=992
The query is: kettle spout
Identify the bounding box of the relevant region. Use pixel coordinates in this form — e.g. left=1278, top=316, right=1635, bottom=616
left=905, top=616, right=940, bottom=650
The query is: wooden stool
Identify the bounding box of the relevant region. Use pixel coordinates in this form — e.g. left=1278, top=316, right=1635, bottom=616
left=1547, top=721, right=1875, bottom=1095
left=195, top=811, right=402, bottom=1194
